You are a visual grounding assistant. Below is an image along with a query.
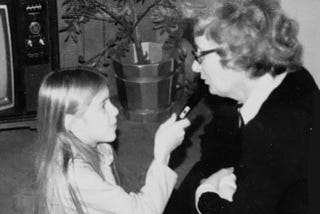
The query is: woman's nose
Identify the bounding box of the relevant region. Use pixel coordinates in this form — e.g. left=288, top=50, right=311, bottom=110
left=111, top=102, right=119, bottom=116
left=192, top=60, right=201, bottom=73
left=114, top=106, right=119, bottom=117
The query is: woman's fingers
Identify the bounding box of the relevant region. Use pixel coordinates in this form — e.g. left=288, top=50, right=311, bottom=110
left=200, top=167, right=237, bottom=201
left=219, top=173, right=237, bottom=202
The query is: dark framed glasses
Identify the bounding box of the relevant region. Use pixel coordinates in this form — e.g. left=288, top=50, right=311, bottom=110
left=192, top=48, right=224, bottom=64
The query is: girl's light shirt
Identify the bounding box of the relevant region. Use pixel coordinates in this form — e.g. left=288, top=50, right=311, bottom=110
left=50, top=143, right=178, bottom=214
left=96, top=143, right=117, bottom=185
left=195, top=72, right=287, bottom=214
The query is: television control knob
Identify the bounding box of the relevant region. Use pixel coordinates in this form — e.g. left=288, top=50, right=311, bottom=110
left=26, top=40, right=33, bottom=47
left=29, top=21, right=41, bottom=35
left=39, top=38, right=45, bottom=46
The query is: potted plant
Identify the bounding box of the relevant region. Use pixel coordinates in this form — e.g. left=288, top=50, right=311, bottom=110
left=60, top=0, right=192, bottom=122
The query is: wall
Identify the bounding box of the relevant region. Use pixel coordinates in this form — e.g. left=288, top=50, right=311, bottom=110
left=57, top=0, right=157, bottom=70
left=57, top=0, right=105, bottom=68
left=282, top=0, right=320, bottom=87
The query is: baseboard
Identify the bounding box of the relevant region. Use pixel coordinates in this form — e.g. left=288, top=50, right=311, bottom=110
left=0, top=115, right=36, bottom=130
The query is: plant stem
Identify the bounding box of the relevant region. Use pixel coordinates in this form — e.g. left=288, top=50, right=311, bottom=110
left=131, top=0, right=163, bottom=63
left=90, top=0, right=134, bottom=38
left=133, top=0, right=163, bottom=29
left=129, top=0, right=143, bottom=63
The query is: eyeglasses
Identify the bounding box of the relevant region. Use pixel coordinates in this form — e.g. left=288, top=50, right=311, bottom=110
left=192, top=48, right=224, bottom=64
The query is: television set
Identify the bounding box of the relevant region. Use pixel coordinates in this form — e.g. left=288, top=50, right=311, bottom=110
left=0, top=0, right=59, bottom=129
left=0, top=5, right=14, bottom=112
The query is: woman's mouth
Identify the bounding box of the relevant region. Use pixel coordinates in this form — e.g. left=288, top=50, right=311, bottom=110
left=200, top=75, right=207, bottom=82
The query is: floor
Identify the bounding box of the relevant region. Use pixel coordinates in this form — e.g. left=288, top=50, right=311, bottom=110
left=0, top=93, right=214, bottom=213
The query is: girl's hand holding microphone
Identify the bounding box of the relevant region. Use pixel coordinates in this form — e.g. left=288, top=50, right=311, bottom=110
left=154, top=113, right=191, bottom=165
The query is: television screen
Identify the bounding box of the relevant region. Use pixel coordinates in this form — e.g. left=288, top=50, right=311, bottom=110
left=0, top=4, right=14, bottom=111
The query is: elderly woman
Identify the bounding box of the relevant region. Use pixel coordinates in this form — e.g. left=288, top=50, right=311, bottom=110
left=168, top=0, right=320, bottom=213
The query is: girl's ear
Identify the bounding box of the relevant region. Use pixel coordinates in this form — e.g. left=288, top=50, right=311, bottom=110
left=65, top=114, right=85, bottom=137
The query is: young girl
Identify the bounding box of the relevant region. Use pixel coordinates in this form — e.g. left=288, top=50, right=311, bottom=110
left=34, top=68, right=190, bottom=214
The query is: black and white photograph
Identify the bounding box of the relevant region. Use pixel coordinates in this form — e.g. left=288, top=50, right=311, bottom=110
left=0, top=0, right=319, bottom=213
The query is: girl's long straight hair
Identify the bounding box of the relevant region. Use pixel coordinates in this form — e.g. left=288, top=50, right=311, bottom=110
left=34, top=68, right=113, bottom=214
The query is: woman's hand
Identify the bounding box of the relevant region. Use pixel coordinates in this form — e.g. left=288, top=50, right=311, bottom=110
left=196, top=167, right=237, bottom=203
left=154, top=113, right=190, bottom=165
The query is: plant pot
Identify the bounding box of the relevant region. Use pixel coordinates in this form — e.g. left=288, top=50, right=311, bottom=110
left=112, top=42, right=179, bottom=122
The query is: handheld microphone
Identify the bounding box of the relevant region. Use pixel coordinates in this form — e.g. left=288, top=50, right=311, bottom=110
left=177, top=89, right=203, bottom=120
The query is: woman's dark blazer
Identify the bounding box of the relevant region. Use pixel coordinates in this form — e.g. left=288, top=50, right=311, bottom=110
left=176, top=67, right=320, bottom=214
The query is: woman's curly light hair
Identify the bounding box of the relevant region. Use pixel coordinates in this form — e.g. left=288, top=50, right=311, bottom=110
left=180, top=0, right=303, bottom=77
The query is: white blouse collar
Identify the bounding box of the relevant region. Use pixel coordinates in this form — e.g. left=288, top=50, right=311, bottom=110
left=239, top=72, right=287, bottom=125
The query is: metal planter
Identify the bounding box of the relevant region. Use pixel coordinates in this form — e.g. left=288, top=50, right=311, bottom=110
left=113, top=42, right=178, bottom=122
